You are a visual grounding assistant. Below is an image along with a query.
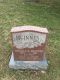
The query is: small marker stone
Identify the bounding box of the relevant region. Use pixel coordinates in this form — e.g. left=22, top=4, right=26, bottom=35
left=41, top=71, right=46, bottom=74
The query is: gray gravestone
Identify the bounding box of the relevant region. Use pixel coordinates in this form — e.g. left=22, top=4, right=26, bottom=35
left=9, top=26, right=48, bottom=70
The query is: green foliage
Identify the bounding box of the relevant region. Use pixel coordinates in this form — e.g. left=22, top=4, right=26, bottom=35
left=0, top=0, right=60, bottom=80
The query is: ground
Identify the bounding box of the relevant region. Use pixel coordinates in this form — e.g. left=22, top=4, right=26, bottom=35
left=0, top=0, right=60, bottom=80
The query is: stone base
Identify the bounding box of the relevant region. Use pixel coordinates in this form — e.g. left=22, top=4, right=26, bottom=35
left=9, top=52, right=48, bottom=70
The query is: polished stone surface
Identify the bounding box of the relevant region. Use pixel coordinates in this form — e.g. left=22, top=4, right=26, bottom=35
left=9, top=52, right=48, bottom=70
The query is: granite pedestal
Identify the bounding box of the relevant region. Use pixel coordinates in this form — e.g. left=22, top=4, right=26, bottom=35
left=9, top=52, right=48, bottom=70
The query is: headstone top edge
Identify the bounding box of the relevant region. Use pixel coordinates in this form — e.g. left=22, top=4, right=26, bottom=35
left=11, top=26, right=48, bottom=33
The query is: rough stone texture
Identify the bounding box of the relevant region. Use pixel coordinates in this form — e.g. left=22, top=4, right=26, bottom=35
left=11, top=26, right=48, bottom=33
left=9, top=52, right=48, bottom=70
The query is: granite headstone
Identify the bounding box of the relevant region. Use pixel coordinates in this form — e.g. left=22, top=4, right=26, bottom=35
left=9, top=26, right=48, bottom=70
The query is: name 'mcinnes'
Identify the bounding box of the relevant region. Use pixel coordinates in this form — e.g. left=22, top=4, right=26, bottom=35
left=12, top=32, right=46, bottom=48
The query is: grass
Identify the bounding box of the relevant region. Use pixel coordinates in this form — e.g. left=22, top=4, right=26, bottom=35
left=0, top=0, right=60, bottom=80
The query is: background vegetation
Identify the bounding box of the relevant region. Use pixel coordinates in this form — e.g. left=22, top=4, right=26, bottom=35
left=0, top=0, right=60, bottom=80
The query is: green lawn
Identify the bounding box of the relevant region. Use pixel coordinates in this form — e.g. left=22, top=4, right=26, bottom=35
left=0, top=0, right=60, bottom=80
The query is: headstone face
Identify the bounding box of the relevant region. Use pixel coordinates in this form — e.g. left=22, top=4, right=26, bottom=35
left=9, top=26, right=48, bottom=70
left=11, top=26, right=48, bottom=61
